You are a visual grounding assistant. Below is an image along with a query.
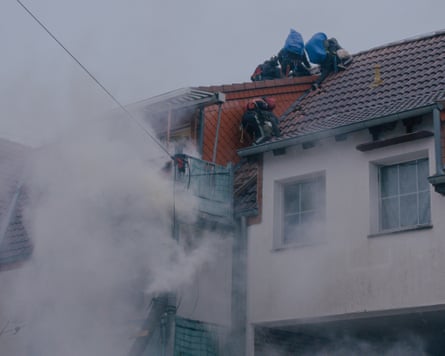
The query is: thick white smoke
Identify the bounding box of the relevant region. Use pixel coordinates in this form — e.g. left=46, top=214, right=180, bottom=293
left=0, top=113, right=218, bottom=355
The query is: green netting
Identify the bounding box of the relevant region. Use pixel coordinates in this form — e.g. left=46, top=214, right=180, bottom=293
left=175, top=156, right=233, bottom=224
left=174, top=317, right=220, bottom=356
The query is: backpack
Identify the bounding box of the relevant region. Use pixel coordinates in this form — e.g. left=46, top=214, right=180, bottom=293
left=251, top=57, right=281, bottom=81
left=240, top=97, right=281, bottom=144
left=247, top=98, right=274, bottom=112
left=305, top=32, right=328, bottom=65
left=277, top=48, right=312, bottom=77
left=241, top=109, right=261, bottom=143
left=250, top=65, right=263, bottom=81
left=283, top=29, right=305, bottom=56
left=263, top=96, right=276, bottom=110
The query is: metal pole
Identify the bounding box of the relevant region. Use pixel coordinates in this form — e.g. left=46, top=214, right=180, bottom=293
left=212, top=103, right=223, bottom=163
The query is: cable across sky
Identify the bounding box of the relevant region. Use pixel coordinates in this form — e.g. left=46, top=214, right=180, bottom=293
left=15, top=0, right=173, bottom=159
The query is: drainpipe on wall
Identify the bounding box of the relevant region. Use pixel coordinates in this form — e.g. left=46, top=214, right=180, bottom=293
left=166, top=105, right=172, bottom=151
left=228, top=215, right=247, bottom=355
left=198, top=108, right=204, bottom=156
left=212, top=103, right=223, bottom=163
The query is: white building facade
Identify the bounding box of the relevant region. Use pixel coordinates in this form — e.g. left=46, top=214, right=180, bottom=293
left=240, top=30, right=445, bottom=354
left=246, top=114, right=445, bottom=354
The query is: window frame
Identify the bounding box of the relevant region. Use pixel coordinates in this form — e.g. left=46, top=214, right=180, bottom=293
left=274, top=171, right=326, bottom=249
left=369, top=152, right=432, bottom=236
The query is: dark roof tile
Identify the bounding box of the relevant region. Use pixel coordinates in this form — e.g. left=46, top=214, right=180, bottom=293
left=234, top=159, right=259, bottom=216
left=276, top=31, right=445, bottom=140
left=0, top=138, right=32, bottom=270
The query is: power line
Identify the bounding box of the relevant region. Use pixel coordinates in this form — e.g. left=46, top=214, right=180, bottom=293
left=15, top=0, right=173, bottom=159
left=15, top=1, right=186, bottom=260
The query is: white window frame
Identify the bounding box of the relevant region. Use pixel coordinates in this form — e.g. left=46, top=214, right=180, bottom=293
left=274, top=172, right=326, bottom=249
left=369, top=151, right=432, bottom=235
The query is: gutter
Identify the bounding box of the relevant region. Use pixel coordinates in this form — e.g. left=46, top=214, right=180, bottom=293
left=229, top=215, right=247, bottom=354
left=238, top=104, right=441, bottom=157
left=432, top=107, right=444, bottom=175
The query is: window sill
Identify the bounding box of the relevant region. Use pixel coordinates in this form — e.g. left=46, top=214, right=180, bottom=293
left=272, top=238, right=326, bottom=252
left=368, top=224, right=433, bottom=238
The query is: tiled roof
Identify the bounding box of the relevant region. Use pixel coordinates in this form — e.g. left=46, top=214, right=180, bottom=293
left=0, top=138, right=32, bottom=270
left=240, top=30, right=445, bottom=155
left=234, top=159, right=260, bottom=217
left=198, top=78, right=315, bottom=218
left=197, top=76, right=315, bottom=166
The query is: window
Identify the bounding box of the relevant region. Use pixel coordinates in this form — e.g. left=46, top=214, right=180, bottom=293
left=276, top=174, right=325, bottom=246
left=378, top=158, right=430, bottom=231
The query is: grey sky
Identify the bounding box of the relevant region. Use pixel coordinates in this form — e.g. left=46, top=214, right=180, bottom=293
left=1, top=0, right=444, bottom=146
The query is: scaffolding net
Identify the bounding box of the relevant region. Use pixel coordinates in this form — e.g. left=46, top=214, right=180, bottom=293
left=174, top=154, right=233, bottom=225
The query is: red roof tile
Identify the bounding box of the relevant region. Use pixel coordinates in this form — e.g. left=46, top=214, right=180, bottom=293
left=197, top=77, right=314, bottom=166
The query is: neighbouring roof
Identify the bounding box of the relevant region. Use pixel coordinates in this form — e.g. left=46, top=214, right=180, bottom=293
left=239, top=29, right=445, bottom=156
left=233, top=159, right=260, bottom=217
left=0, top=187, right=32, bottom=270
left=0, top=138, right=32, bottom=270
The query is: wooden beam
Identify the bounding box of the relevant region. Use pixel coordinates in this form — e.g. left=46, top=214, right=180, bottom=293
left=356, top=130, right=433, bottom=152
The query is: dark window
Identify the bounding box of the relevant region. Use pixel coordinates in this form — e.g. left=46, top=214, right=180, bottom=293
left=283, top=176, right=325, bottom=244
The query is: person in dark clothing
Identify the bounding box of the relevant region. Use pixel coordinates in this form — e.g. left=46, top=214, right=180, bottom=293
left=242, top=108, right=266, bottom=145
left=256, top=97, right=281, bottom=137
left=308, top=36, right=353, bottom=89
left=241, top=97, right=280, bottom=145
left=277, top=48, right=311, bottom=78
left=251, top=56, right=282, bottom=81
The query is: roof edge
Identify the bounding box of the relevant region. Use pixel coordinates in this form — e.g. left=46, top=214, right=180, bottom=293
left=196, top=76, right=317, bottom=94
left=354, top=28, right=445, bottom=56
left=126, top=87, right=224, bottom=112
left=255, top=302, right=445, bottom=329
left=238, top=103, right=441, bottom=157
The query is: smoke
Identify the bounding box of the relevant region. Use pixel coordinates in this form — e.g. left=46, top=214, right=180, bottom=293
left=0, top=112, right=218, bottom=355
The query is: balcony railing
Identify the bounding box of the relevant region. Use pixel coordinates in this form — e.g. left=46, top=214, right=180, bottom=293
left=173, top=154, right=233, bottom=226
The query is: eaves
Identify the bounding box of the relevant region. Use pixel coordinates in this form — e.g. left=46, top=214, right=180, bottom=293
left=237, top=103, right=442, bottom=157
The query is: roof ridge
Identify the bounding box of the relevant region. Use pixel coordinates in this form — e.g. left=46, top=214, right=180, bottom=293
left=197, top=76, right=316, bottom=94
left=354, top=28, right=445, bottom=56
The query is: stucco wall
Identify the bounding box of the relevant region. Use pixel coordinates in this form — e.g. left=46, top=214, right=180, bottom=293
left=247, top=116, right=445, bottom=325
